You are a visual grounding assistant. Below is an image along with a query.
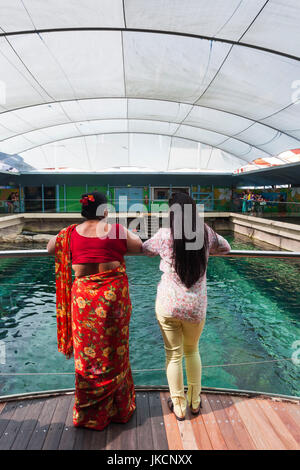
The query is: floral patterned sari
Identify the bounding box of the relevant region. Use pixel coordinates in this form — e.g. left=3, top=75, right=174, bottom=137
left=55, top=224, right=136, bottom=431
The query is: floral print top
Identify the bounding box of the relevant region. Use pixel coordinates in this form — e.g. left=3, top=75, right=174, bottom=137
left=142, top=225, right=231, bottom=323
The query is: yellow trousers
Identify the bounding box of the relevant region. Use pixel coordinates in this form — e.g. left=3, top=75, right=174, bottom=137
left=156, top=307, right=205, bottom=419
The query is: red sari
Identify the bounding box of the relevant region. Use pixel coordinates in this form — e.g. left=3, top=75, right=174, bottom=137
left=55, top=224, right=136, bottom=431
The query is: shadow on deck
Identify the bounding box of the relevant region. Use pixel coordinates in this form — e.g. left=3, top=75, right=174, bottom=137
left=0, top=390, right=299, bottom=450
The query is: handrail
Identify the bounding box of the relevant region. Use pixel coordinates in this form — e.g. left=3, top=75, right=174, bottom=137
left=0, top=249, right=300, bottom=259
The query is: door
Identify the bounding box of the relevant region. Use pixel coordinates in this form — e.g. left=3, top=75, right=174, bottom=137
left=44, top=186, right=56, bottom=212
left=192, top=192, right=214, bottom=211
left=24, top=186, right=42, bottom=212
left=115, top=188, right=144, bottom=212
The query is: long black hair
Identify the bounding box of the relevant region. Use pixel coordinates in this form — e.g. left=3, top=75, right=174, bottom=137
left=169, top=192, right=209, bottom=288
left=80, top=191, right=107, bottom=220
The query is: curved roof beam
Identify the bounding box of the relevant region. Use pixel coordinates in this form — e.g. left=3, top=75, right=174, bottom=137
left=0, top=118, right=275, bottom=157
left=18, top=131, right=263, bottom=165
left=0, top=28, right=299, bottom=63
left=0, top=97, right=298, bottom=145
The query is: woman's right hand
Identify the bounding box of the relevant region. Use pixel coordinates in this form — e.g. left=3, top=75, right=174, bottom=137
left=47, top=235, right=57, bottom=255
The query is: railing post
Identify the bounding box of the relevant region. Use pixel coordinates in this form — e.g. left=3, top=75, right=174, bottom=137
left=56, top=185, right=60, bottom=213
left=19, top=184, right=25, bottom=213
left=63, top=184, right=67, bottom=213
left=41, top=184, right=45, bottom=213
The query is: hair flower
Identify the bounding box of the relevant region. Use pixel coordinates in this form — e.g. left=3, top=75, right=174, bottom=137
left=79, top=196, right=89, bottom=206
left=87, top=195, right=95, bottom=202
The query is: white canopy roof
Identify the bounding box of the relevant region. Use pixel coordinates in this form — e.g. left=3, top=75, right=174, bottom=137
left=0, top=0, right=300, bottom=173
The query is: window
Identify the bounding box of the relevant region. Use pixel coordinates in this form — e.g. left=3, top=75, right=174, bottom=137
left=152, top=187, right=190, bottom=200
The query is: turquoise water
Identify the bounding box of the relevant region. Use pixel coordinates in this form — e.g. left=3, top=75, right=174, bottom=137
left=0, top=233, right=299, bottom=397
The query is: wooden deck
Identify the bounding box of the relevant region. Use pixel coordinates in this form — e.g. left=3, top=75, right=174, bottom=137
left=0, top=390, right=299, bottom=450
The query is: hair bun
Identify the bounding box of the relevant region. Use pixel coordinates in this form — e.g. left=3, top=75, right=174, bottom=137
left=80, top=191, right=107, bottom=220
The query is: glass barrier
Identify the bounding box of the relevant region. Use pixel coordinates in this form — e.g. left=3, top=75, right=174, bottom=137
left=0, top=238, right=299, bottom=398
left=1, top=197, right=300, bottom=216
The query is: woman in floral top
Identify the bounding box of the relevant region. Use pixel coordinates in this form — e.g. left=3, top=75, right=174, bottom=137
left=142, top=192, right=231, bottom=420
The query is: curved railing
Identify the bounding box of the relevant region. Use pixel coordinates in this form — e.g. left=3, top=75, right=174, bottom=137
left=1, top=249, right=300, bottom=259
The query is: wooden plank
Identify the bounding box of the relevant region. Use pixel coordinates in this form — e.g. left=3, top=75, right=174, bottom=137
left=106, top=423, right=123, bottom=450
left=207, top=394, right=243, bottom=450
left=136, top=392, right=154, bottom=450
left=58, top=396, right=78, bottom=450
left=11, top=399, right=45, bottom=450
left=284, top=401, right=300, bottom=425
left=188, top=406, right=213, bottom=450
left=0, top=399, right=33, bottom=450
left=72, top=426, right=101, bottom=450
left=200, top=394, right=228, bottom=450
left=148, top=392, right=168, bottom=451
left=86, top=426, right=108, bottom=450
left=176, top=409, right=198, bottom=450
left=106, top=411, right=137, bottom=450
left=27, top=397, right=58, bottom=450
left=268, top=401, right=300, bottom=445
left=42, top=395, right=72, bottom=450
left=106, top=403, right=137, bottom=451
left=160, top=392, right=183, bottom=450
left=0, top=401, right=19, bottom=439
left=218, top=394, right=256, bottom=450
left=256, top=399, right=299, bottom=450
left=117, top=404, right=138, bottom=451
left=232, top=396, right=285, bottom=450
left=60, top=396, right=109, bottom=450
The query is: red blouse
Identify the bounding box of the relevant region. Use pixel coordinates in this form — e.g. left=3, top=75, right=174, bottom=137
left=70, top=223, right=127, bottom=264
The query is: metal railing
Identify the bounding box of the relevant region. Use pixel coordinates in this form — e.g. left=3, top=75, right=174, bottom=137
left=0, top=249, right=300, bottom=259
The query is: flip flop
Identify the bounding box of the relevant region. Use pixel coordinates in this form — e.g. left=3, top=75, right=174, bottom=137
left=167, top=397, right=185, bottom=421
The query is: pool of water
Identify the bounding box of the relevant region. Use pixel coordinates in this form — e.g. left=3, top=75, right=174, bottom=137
left=0, top=233, right=299, bottom=397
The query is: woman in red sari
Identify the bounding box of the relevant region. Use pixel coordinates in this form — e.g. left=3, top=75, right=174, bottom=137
left=47, top=191, right=142, bottom=431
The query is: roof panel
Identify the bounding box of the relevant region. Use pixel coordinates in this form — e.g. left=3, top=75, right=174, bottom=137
left=197, top=45, right=300, bottom=120
left=8, top=31, right=125, bottom=102
left=241, top=0, right=300, bottom=58
left=123, top=31, right=231, bottom=102
left=0, top=0, right=124, bottom=32
left=128, top=99, right=192, bottom=123
left=125, top=0, right=267, bottom=41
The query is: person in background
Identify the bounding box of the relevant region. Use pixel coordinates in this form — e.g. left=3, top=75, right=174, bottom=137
left=253, top=194, right=259, bottom=216
left=247, top=191, right=255, bottom=215
left=13, top=192, right=20, bottom=213
left=241, top=192, right=248, bottom=214
left=6, top=192, right=15, bottom=213
left=142, top=193, right=231, bottom=421
left=47, top=191, right=142, bottom=431
left=278, top=194, right=286, bottom=218
left=256, top=194, right=266, bottom=218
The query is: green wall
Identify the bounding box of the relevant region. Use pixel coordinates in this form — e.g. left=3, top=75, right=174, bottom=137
left=58, top=185, right=112, bottom=212
left=20, top=184, right=299, bottom=214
